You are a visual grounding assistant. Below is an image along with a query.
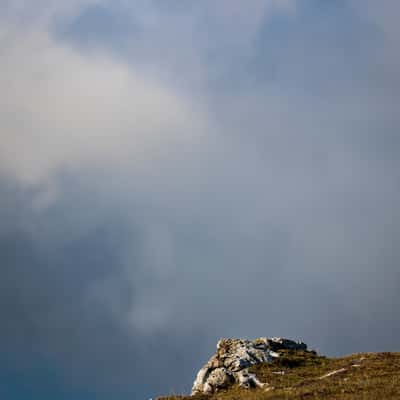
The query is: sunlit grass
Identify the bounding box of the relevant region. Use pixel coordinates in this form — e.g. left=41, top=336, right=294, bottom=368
left=159, top=351, right=400, bottom=399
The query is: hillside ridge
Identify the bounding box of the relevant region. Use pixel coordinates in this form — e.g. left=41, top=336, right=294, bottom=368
left=157, top=337, right=400, bottom=399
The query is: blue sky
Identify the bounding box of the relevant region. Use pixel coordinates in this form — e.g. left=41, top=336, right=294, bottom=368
left=1, top=1, right=400, bottom=399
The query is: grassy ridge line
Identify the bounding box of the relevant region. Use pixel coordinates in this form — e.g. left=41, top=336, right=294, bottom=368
left=159, top=351, right=400, bottom=399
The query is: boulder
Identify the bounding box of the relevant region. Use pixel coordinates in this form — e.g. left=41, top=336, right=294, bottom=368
left=191, top=337, right=309, bottom=395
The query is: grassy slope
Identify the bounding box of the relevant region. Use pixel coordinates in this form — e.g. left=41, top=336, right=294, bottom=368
left=159, top=351, right=400, bottom=399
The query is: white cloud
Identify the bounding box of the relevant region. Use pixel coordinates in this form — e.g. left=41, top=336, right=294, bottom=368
left=0, top=25, right=209, bottom=184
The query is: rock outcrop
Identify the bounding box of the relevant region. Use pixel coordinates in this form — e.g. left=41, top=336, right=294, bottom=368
left=191, top=337, right=309, bottom=395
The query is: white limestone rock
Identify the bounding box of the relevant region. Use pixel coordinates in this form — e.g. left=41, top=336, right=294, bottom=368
left=236, top=369, right=267, bottom=389
left=191, top=337, right=308, bottom=395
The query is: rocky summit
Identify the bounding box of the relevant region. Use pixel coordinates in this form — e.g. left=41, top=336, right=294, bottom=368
left=191, top=337, right=309, bottom=395
left=159, top=342, right=400, bottom=399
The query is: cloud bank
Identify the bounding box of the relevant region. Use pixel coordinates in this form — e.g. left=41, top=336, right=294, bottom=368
left=1, top=1, right=399, bottom=399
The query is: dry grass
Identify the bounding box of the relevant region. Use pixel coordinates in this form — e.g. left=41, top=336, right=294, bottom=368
left=159, top=351, right=400, bottom=400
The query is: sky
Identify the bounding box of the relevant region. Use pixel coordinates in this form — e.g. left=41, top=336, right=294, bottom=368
left=1, top=1, right=400, bottom=399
